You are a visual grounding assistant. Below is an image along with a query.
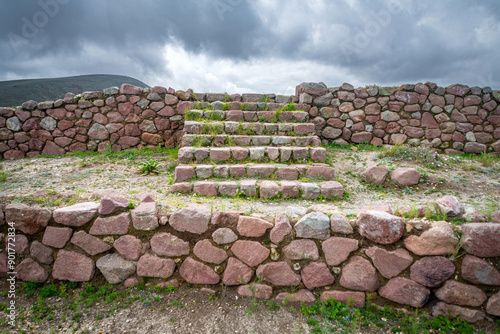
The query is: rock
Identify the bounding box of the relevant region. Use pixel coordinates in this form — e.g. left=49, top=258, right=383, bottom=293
left=358, top=210, right=405, bottom=244
left=320, top=291, right=365, bottom=308
left=231, top=240, right=270, bottom=267
left=461, top=255, right=500, bottom=285
left=179, top=257, right=220, bottom=284
left=330, top=212, right=353, bottom=234
left=391, top=167, right=420, bottom=185
left=301, top=262, right=335, bottom=289
left=137, top=254, right=176, bottom=278
left=88, top=123, right=109, bottom=140
left=256, top=262, right=301, bottom=286
left=409, top=256, right=455, bottom=288
left=222, top=257, right=254, bottom=286
left=365, top=246, right=413, bottom=279
left=237, top=284, right=273, bottom=299
left=193, top=239, right=228, bottom=264
left=52, top=250, right=95, bottom=282
left=404, top=221, right=459, bottom=255
left=300, top=183, right=321, bottom=199
left=53, top=202, right=99, bottom=227
left=432, top=302, right=485, bottom=323
left=464, top=142, right=486, bottom=153
left=379, top=277, right=430, bottom=308
left=237, top=216, right=273, bottom=237
left=269, top=213, right=292, bottom=244
left=435, top=195, right=465, bottom=218
left=124, top=277, right=139, bottom=288
left=193, top=181, right=217, bottom=196
left=339, top=256, right=379, bottom=291
left=16, top=258, right=49, bottom=282
left=275, top=289, right=316, bottom=303
left=135, top=192, right=155, bottom=203
left=42, top=226, right=73, bottom=248
left=212, top=228, right=238, bottom=245
left=131, top=202, right=158, bottom=231
left=120, top=84, right=143, bottom=95
left=89, top=212, right=130, bottom=235
left=150, top=232, right=189, bottom=257
left=0, top=253, right=6, bottom=275
left=462, top=223, right=500, bottom=257
left=96, top=254, right=136, bottom=284
left=6, top=117, right=22, bottom=131
left=260, top=181, right=280, bottom=198
left=360, top=166, right=388, bottom=185
left=322, top=237, right=359, bottom=266
left=211, top=211, right=241, bottom=227
left=30, top=241, right=54, bottom=264
left=98, top=197, right=130, bottom=215
left=320, top=181, right=344, bottom=199
left=296, top=82, right=328, bottom=97
left=294, top=211, right=330, bottom=240
left=174, top=166, right=195, bottom=183
left=169, top=207, right=211, bottom=234
left=491, top=211, right=500, bottom=224
left=487, top=291, right=500, bottom=316
left=71, top=231, right=112, bottom=256
left=6, top=203, right=51, bottom=234
left=283, top=239, right=319, bottom=260
left=13, top=234, right=28, bottom=254
left=114, top=235, right=142, bottom=260
left=435, top=280, right=487, bottom=307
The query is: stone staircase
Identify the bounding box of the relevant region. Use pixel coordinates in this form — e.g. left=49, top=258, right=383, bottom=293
left=170, top=104, right=344, bottom=200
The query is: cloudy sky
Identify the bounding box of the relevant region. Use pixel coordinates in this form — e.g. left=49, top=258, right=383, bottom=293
left=1, top=0, right=499, bottom=95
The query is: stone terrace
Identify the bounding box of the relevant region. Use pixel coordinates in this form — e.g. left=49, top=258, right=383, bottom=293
left=171, top=104, right=344, bottom=200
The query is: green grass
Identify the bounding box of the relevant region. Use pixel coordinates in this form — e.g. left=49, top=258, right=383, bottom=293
left=377, top=145, right=460, bottom=169
left=301, top=299, right=481, bottom=334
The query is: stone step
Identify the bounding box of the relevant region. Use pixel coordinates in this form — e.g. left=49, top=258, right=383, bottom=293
left=178, top=146, right=327, bottom=164
left=185, top=109, right=309, bottom=123
left=181, top=134, right=322, bottom=147
left=183, top=121, right=316, bottom=136
left=169, top=179, right=344, bottom=200
left=173, top=163, right=335, bottom=183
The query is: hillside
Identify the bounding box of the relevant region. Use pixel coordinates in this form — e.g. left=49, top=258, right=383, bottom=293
left=0, top=74, right=149, bottom=107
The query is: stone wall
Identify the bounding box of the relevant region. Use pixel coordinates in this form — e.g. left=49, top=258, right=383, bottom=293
left=0, top=82, right=499, bottom=160
left=2, top=195, right=500, bottom=321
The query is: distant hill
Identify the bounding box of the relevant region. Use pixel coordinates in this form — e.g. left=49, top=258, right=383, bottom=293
left=0, top=74, right=150, bottom=107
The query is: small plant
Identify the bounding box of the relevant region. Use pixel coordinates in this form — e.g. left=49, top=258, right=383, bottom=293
left=477, top=151, right=497, bottom=167
left=240, top=102, right=249, bottom=111
left=138, top=158, right=159, bottom=175
left=280, top=101, right=296, bottom=111
left=223, top=94, right=231, bottom=102
left=378, top=145, right=460, bottom=169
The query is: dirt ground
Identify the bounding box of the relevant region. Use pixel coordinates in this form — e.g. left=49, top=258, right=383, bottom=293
left=1, top=146, right=500, bottom=334
left=0, top=146, right=498, bottom=217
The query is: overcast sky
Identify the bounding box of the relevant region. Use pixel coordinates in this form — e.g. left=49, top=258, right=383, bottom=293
left=1, top=0, right=499, bottom=95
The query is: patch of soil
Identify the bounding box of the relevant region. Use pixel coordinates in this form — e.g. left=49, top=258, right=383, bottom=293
left=0, top=148, right=498, bottom=218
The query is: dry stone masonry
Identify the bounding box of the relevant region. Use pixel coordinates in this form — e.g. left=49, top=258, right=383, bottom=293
left=0, top=82, right=499, bottom=161
left=2, top=195, right=500, bottom=322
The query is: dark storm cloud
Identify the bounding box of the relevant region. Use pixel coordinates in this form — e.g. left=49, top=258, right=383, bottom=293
left=0, top=0, right=263, bottom=80
left=0, top=0, right=499, bottom=90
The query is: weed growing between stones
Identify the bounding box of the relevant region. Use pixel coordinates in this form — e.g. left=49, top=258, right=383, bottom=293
left=378, top=145, right=461, bottom=169
left=301, top=298, right=481, bottom=334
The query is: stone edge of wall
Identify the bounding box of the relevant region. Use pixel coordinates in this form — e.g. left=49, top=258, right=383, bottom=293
left=1, top=194, right=500, bottom=321
left=0, top=82, right=500, bottom=160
